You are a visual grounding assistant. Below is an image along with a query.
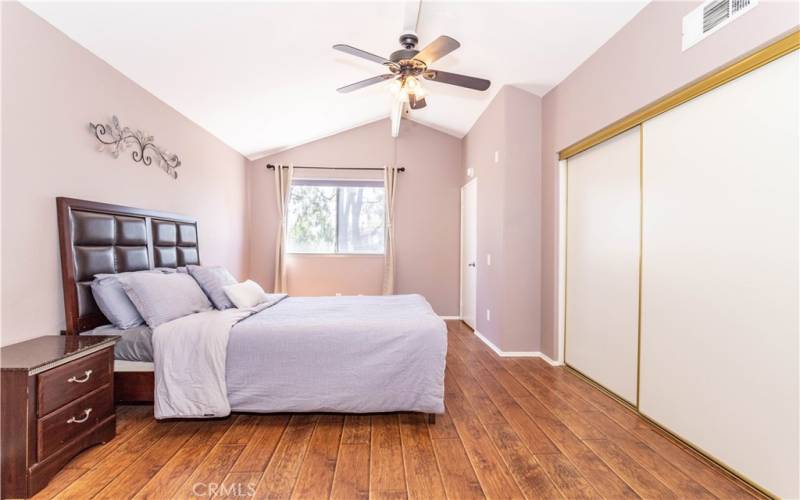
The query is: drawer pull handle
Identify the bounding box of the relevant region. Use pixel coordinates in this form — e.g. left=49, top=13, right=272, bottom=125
left=68, top=370, right=93, bottom=383
left=67, top=408, right=92, bottom=424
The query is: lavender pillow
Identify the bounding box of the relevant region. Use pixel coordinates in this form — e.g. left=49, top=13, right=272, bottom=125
left=91, top=273, right=148, bottom=329
left=119, top=272, right=212, bottom=328
left=187, top=265, right=237, bottom=310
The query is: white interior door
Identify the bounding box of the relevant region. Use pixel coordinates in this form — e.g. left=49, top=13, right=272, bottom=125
left=639, top=51, right=799, bottom=498
left=565, top=127, right=641, bottom=404
left=460, top=179, right=477, bottom=329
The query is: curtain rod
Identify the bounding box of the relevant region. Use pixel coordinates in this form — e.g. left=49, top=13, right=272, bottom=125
left=265, top=163, right=405, bottom=172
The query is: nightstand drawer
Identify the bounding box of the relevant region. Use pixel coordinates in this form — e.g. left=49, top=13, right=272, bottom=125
left=37, top=384, right=113, bottom=461
left=37, top=349, right=112, bottom=416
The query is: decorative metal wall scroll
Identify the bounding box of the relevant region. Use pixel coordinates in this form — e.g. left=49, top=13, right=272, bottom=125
left=90, top=116, right=181, bottom=179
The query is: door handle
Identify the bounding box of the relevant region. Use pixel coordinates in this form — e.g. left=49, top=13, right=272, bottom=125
left=468, top=262, right=476, bottom=267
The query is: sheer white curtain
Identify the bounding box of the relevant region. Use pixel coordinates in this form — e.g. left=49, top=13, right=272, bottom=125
left=382, top=165, right=399, bottom=294
left=274, top=164, right=294, bottom=293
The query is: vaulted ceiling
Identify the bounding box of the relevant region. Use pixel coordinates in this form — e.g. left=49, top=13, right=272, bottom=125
left=25, top=1, right=647, bottom=159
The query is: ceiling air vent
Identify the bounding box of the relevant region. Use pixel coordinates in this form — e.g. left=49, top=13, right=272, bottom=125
left=682, top=0, right=759, bottom=51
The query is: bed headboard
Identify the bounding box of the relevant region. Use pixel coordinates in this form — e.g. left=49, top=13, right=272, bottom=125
left=57, top=197, right=200, bottom=334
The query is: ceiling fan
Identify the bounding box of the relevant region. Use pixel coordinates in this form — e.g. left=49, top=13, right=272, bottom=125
left=333, top=33, right=491, bottom=113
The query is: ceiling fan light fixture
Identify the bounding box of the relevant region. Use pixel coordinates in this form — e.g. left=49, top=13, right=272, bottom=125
left=389, top=76, right=426, bottom=103
left=389, top=79, right=403, bottom=95
left=389, top=80, right=409, bottom=103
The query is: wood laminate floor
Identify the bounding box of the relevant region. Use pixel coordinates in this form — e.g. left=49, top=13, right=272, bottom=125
left=35, top=321, right=762, bottom=499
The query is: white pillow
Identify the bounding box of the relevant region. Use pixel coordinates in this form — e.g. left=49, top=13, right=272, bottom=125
left=223, top=280, right=269, bottom=309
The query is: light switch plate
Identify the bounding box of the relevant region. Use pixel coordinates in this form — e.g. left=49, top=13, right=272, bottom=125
left=494, top=151, right=500, bottom=163
left=487, top=254, right=492, bottom=266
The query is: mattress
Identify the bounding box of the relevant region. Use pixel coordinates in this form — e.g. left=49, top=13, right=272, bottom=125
left=115, top=360, right=153, bottom=372
left=84, top=324, right=153, bottom=362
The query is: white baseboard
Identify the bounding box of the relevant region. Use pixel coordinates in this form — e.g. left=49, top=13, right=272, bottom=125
left=440, top=316, right=461, bottom=320
left=537, top=352, right=562, bottom=367
left=472, top=329, right=563, bottom=366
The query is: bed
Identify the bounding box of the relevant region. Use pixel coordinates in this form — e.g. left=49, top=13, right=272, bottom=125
left=57, top=197, right=446, bottom=416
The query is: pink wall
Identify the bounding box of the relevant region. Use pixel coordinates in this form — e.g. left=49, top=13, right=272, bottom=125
left=462, top=86, right=542, bottom=352
left=247, top=118, right=462, bottom=316
left=540, top=1, right=800, bottom=358
left=462, top=90, right=507, bottom=345
left=0, top=3, right=249, bottom=346
left=286, top=255, right=384, bottom=296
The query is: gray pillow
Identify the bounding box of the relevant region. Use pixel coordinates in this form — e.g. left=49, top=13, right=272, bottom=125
left=187, top=265, right=237, bottom=310
left=91, top=273, right=149, bottom=329
left=118, top=272, right=213, bottom=328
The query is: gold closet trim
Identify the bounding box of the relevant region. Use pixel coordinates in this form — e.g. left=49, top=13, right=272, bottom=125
left=558, top=29, right=800, bottom=160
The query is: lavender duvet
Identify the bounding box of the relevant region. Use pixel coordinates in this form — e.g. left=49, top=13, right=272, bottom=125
left=153, top=294, right=447, bottom=419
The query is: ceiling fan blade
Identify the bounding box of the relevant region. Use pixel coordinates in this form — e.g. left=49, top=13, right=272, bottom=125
left=333, top=44, right=392, bottom=66
left=423, top=70, right=491, bottom=91
left=414, top=36, right=460, bottom=66
left=336, top=74, right=395, bottom=93
left=409, top=93, right=427, bottom=110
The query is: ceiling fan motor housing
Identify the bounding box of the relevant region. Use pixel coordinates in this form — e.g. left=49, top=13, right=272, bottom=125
left=390, top=49, right=422, bottom=64
left=390, top=33, right=427, bottom=76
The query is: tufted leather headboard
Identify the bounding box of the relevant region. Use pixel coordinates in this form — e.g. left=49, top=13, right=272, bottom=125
left=57, top=197, right=200, bottom=334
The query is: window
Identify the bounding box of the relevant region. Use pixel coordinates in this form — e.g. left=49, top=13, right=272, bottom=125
left=287, top=179, right=385, bottom=254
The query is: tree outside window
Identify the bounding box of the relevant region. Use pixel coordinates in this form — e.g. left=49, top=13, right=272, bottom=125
left=287, top=180, right=385, bottom=254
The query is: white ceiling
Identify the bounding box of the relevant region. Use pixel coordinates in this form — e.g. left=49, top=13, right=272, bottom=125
left=25, top=1, right=647, bottom=159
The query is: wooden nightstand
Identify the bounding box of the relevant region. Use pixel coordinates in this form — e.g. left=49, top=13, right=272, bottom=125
left=1, top=335, right=119, bottom=499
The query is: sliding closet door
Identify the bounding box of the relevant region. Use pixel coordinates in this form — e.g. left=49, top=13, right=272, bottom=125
left=640, top=51, right=799, bottom=498
left=566, top=127, right=640, bottom=404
